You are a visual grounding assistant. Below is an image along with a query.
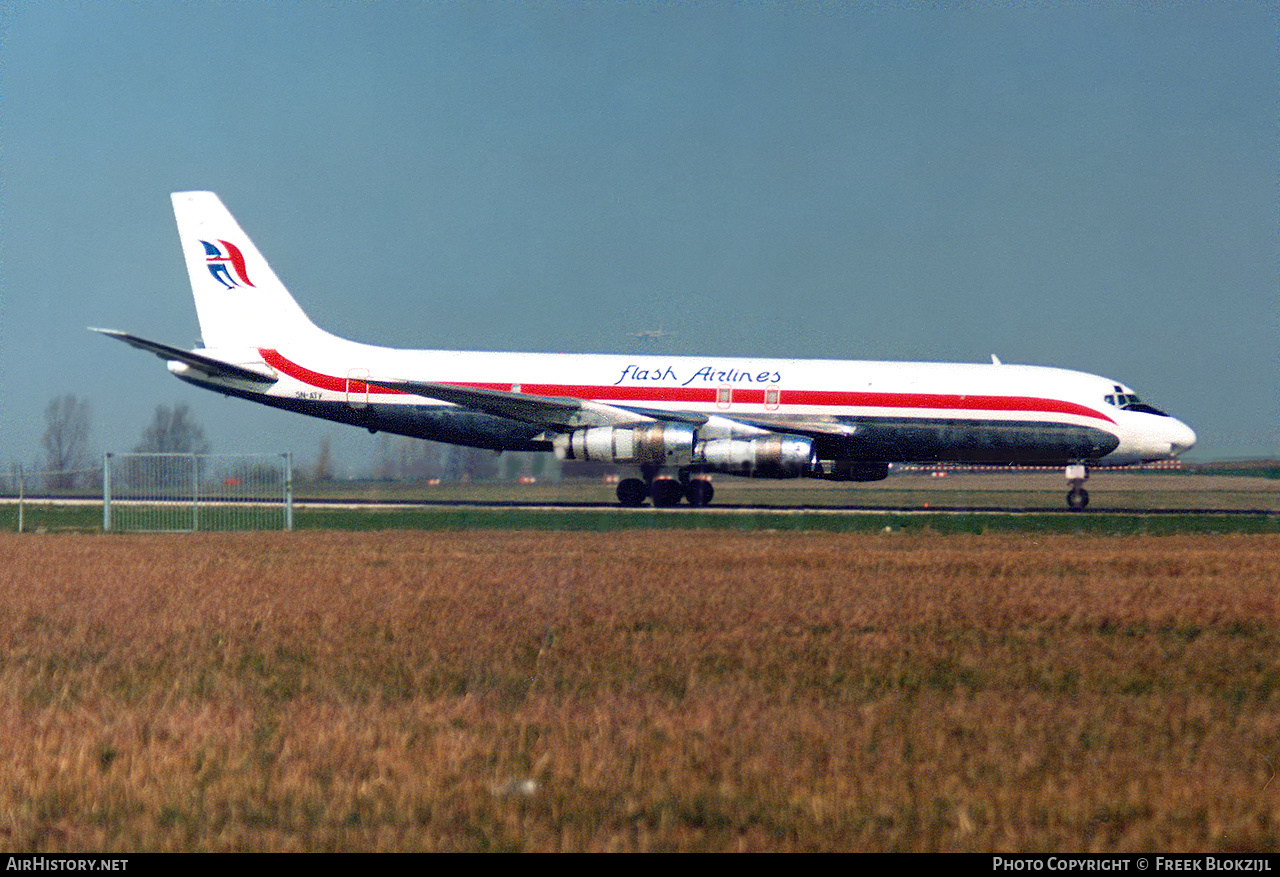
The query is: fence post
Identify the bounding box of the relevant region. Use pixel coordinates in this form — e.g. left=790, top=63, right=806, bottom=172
left=17, top=464, right=24, bottom=534
left=284, top=452, right=294, bottom=531
left=192, top=453, right=200, bottom=532
left=103, top=453, right=112, bottom=532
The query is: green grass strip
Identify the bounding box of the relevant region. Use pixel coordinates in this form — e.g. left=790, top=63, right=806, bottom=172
left=3, top=502, right=1276, bottom=535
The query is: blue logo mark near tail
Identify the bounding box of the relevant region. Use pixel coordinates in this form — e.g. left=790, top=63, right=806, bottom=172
left=201, top=240, right=256, bottom=289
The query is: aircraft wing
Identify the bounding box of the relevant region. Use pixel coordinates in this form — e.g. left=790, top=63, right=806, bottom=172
left=611, top=406, right=709, bottom=427
left=91, top=329, right=279, bottom=385
left=752, top=418, right=860, bottom=439
left=729, top=416, right=861, bottom=446
left=369, top=378, right=660, bottom=430
left=373, top=380, right=858, bottom=440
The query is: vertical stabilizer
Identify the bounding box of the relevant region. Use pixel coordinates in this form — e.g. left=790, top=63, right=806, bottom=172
left=172, top=191, right=325, bottom=349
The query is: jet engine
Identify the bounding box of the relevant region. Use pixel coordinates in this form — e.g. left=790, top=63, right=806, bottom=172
left=553, top=424, right=815, bottom=479
left=552, top=423, right=697, bottom=466
left=696, top=435, right=815, bottom=478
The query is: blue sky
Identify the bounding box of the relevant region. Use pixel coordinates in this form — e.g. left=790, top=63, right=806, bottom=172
left=2, top=1, right=1276, bottom=473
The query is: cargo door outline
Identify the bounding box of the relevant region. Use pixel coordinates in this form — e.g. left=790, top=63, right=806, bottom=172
left=346, top=368, right=370, bottom=409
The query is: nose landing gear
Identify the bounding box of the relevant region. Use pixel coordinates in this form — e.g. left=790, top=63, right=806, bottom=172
left=1065, top=463, right=1089, bottom=511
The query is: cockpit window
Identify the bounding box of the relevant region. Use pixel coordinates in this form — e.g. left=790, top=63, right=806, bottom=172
left=1103, top=392, right=1168, bottom=417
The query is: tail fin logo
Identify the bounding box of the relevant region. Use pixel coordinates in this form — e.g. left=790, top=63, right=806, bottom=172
left=201, top=240, right=256, bottom=290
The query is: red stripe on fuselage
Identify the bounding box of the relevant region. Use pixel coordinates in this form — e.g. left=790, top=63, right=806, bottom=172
left=258, top=349, right=1115, bottom=424
left=260, top=348, right=400, bottom=395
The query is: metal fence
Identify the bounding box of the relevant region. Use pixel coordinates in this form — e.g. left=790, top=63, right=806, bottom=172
left=0, top=466, right=101, bottom=533
left=103, top=453, right=293, bottom=532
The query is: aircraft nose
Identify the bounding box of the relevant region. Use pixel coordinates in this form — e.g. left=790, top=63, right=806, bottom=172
left=1168, top=419, right=1197, bottom=457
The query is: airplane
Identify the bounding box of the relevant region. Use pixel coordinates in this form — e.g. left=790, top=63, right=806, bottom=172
left=95, top=191, right=1197, bottom=510
left=633, top=325, right=675, bottom=342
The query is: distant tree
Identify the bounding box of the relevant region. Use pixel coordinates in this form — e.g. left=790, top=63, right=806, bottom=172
left=371, top=436, right=502, bottom=483
left=373, top=434, right=396, bottom=481
left=312, top=436, right=334, bottom=482
left=134, top=403, right=211, bottom=454
left=528, top=451, right=555, bottom=482
left=501, top=450, right=557, bottom=483
left=41, top=394, right=92, bottom=489
left=502, top=452, right=523, bottom=482
left=454, top=445, right=500, bottom=483
left=374, top=437, right=449, bottom=482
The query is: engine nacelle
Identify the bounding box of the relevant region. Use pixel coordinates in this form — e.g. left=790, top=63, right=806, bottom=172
left=553, top=423, right=696, bottom=466
left=554, top=424, right=816, bottom=479
left=696, top=435, right=814, bottom=478
left=816, top=460, right=890, bottom=482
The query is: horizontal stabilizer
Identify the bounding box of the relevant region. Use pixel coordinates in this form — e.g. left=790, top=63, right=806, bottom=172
left=90, top=328, right=278, bottom=385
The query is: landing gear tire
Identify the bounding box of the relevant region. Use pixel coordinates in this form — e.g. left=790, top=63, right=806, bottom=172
left=650, top=478, right=684, bottom=508
left=1064, top=463, right=1090, bottom=513
left=617, top=478, right=648, bottom=507
left=685, top=479, right=714, bottom=507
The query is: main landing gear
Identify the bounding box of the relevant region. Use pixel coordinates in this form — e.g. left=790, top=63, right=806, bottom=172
left=616, top=469, right=714, bottom=508
left=616, top=478, right=648, bottom=507
left=1065, top=463, right=1089, bottom=512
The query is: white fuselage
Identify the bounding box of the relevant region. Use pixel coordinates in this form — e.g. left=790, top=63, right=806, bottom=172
left=181, top=327, right=1195, bottom=468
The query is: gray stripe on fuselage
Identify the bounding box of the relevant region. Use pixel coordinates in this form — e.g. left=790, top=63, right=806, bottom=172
left=743, top=415, right=1120, bottom=464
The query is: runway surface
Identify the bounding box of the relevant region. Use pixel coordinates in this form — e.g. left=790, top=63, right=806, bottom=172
left=287, top=497, right=1280, bottom=517
left=3, top=495, right=1278, bottom=517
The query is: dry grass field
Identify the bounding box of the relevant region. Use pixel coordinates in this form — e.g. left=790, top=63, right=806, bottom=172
left=0, top=530, right=1278, bottom=852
